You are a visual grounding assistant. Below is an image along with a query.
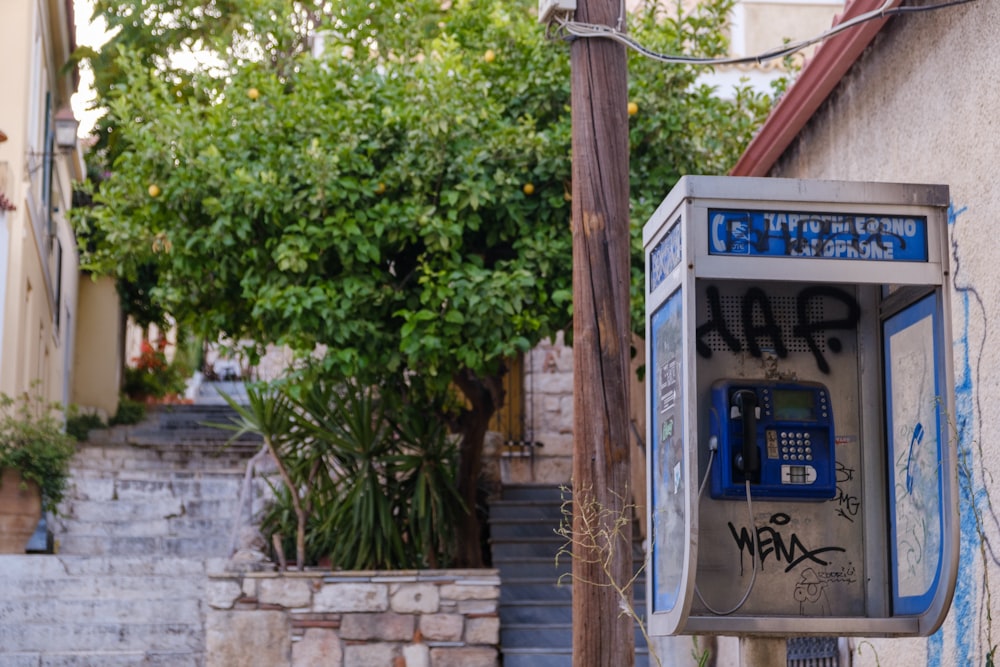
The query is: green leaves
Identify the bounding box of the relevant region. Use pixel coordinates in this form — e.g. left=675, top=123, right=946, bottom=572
left=75, top=1, right=778, bottom=564
left=77, top=0, right=776, bottom=424
left=239, top=373, right=465, bottom=569
left=0, top=393, right=76, bottom=513
left=77, top=0, right=779, bottom=352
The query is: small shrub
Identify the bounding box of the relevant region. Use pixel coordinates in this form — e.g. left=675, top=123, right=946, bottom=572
left=234, top=372, right=464, bottom=570
left=123, top=338, right=188, bottom=401
left=65, top=408, right=106, bottom=442
left=110, top=397, right=146, bottom=426
left=0, top=393, right=76, bottom=512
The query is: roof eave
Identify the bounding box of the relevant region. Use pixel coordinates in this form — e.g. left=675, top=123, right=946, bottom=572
left=730, top=0, right=902, bottom=177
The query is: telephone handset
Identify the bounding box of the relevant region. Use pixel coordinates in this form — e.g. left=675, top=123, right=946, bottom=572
left=710, top=379, right=836, bottom=500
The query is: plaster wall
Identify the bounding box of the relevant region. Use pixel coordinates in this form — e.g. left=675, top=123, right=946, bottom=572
left=72, top=275, right=121, bottom=419
left=0, top=0, right=83, bottom=403
left=767, top=2, right=999, bottom=664
left=733, top=0, right=844, bottom=58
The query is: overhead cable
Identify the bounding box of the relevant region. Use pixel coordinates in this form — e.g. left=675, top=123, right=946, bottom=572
left=552, top=0, right=979, bottom=67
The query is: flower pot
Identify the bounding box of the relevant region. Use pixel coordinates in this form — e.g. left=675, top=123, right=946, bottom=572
left=0, top=468, right=42, bottom=553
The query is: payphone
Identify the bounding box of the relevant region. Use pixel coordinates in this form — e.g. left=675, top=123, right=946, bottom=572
left=644, top=177, right=957, bottom=638
left=709, top=379, right=836, bottom=501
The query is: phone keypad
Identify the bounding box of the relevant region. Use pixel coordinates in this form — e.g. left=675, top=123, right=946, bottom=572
left=779, top=430, right=813, bottom=462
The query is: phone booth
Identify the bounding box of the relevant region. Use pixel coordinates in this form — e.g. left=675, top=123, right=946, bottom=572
left=644, top=177, right=957, bottom=637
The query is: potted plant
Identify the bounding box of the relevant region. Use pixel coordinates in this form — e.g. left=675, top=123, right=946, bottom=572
left=0, top=392, right=76, bottom=553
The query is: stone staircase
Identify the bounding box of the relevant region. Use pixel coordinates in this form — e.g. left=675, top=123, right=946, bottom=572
left=53, top=406, right=261, bottom=557
left=490, top=484, right=649, bottom=667
left=0, top=556, right=209, bottom=666
left=0, top=404, right=260, bottom=666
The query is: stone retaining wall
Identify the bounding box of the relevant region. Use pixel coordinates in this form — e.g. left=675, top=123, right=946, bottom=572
left=206, top=565, right=500, bottom=667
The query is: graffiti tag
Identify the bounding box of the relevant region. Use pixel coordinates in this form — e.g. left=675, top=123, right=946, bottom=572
left=729, top=512, right=847, bottom=574
left=697, top=285, right=861, bottom=374
left=834, top=462, right=861, bottom=522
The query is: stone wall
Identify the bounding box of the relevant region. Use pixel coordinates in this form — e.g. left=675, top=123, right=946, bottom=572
left=512, top=331, right=648, bottom=519
left=206, top=565, right=500, bottom=667
left=501, top=331, right=575, bottom=485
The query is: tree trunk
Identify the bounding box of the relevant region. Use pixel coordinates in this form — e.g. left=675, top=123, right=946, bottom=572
left=264, top=434, right=308, bottom=570
left=570, top=0, right=634, bottom=662
left=452, top=368, right=503, bottom=568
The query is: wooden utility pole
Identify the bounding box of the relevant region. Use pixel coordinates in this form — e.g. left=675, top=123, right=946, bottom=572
left=570, top=0, right=633, bottom=662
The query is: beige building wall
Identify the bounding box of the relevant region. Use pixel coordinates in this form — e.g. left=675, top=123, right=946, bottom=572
left=764, top=2, right=999, bottom=663
left=731, top=0, right=845, bottom=58
left=0, top=0, right=88, bottom=408
left=72, top=276, right=121, bottom=419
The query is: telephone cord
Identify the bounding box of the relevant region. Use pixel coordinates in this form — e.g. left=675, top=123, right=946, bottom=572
left=693, top=449, right=759, bottom=616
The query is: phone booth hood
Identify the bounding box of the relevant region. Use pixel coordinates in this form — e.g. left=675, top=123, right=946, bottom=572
left=644, top=176, right=957, bottom=637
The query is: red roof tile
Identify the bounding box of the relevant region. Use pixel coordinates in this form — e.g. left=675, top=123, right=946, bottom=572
left=731, top=0, right=902, bottom=177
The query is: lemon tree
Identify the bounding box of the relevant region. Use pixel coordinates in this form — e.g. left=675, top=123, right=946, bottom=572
left=77, top=0, right=776, bottom=566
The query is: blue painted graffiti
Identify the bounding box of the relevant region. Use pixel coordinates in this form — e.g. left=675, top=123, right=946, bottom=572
left=931, top=202, right=977, bottom=666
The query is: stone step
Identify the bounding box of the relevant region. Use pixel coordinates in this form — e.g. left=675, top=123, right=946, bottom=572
left=491, top=536, right=645, bottom=564
left=62, top=472, right=248, bottom=503
left=55, top=515, right=233, bottom=539
left=499, top=600, right=572, bottom=624
left=501, top=623, right=648, bottom=649
left=490, top=536, right=564, bottom=561
left=0, top=597, right=202, bottom=624
left=65, top=496, right=237, bottom=523
left=498, top=577, right=646, bottom=603
left=500, top=485, right=566, bottom=503
left=497, top=595, right=647, bottom=619
left=0, top=555, right=205, bottom=577
left=77, top=407, right=262, bottom=463
left=494, top=556, right=571, bottom=579
left=500, top=648, right=650, bottom=667
left=0, top=621, right=204, bottom=654
left=489, top=500, right=565, bottom=521
left=500, top=578, right=572, bottom=603
left=1, top=651, right=201, bottom=667
left=71, top=440, right=259, bottom=474
left=0, top=572, right=206, bottom=601
left=489, top=517, right=566, bottom=540
left=0, top=556, right=205, bottom=658
left=56, top=534, right=232, bottom=558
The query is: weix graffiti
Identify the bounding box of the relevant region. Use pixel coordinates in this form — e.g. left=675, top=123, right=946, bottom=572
left=728, top=512, right=847, bottom=574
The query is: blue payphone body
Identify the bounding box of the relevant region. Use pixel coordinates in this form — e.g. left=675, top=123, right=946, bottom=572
left=710, top=379, right=836, bottom=501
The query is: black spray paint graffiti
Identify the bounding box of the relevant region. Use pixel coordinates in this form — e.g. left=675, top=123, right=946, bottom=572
left=713, top=213, right=915, bottom=259
left=697, top=285, right=861, bottom=374
left=834, top=461, right=861, bottom=523
left=793, top=565, right=858, bottom=616
left=729, top=512, right=847, bottom=574
left=794, top=568, right=831, bottom=615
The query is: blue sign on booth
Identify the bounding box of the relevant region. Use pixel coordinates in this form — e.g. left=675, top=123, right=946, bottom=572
left=708, top=209, right=929, bottom=262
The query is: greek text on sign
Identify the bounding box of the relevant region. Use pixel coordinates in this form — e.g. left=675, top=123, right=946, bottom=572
left=649, top=219, right=682, bottom=293
left=709, top=210, right=929, bottom=262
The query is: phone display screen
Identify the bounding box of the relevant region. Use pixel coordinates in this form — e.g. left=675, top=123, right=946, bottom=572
left=773, top=389, right=815, bottom=421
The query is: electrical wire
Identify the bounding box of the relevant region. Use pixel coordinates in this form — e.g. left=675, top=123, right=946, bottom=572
left=693, top=448, right=759, bottom=616
left=550, top=0, right=980, bottom=67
